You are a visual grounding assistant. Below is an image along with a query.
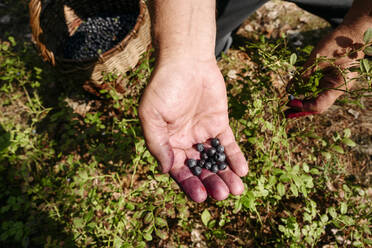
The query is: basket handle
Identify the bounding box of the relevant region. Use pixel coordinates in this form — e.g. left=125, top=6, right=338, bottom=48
left=29, top=0, right=56, bottom=65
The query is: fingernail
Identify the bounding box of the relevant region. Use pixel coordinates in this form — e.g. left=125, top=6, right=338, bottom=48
left=286, top=111, right=317, bottom=119
left=288, top=99, right=303, bottom=109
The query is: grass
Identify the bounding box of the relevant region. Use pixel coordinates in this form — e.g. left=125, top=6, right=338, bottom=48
left=1, top=7, right=372, bottom=248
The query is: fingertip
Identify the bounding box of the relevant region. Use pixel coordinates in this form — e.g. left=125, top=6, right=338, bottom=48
left=202, top=174, right=229, bottom=201
left=231, top=182, right=244, bottom=196
left=179, top=176, right=207, bottom=203
left=288, top=99, right=303, bottom=109
left=238, top=162, right=249, bottom=177
left=226, top=152, right=248, bottom=177
left=218, top=169, right=245, bottom=195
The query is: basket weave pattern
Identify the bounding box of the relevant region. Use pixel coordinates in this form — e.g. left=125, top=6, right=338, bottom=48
left=29, top=0, right=151, bottom=94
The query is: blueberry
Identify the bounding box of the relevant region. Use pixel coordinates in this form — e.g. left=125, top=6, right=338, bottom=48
left=63, top=13, right=137, bottom=60
left=210, top=164, right=219, bottom=173
left=186, top=159, right=197, bottom=168
left=196, top=143, right=204, bottom=152
left=214, top=153, right=226, bottom=162
left=207, top=148, right=216, bottom=157
left=207, top=158, right=217, bottom=164
left=217, top=162, right=227, bottom=170
left=197, top=159, right=205, bottom=167
left=211, top=138, right=220, bottom=147
left=216, top=145, right=224, bottom=153
left=204, top=162, right=212, bottom=170
left=192, top=166, right=202, bottom=176
left=201, top=152, right=209, bottom=160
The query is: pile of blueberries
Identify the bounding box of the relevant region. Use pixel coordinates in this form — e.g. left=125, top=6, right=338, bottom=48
left=63, top=13, right=137, bottom=60
left=186, top=138, right=228, bottom=176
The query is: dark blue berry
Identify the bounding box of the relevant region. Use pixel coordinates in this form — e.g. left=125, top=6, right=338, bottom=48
left=204, top=162, right=212, bottom=170
left=196, top=143, right=204, bottom=152
left=214, top=153, right=226, bottom=162
left=192, top=166, right=202, bottom=176
left=63, top=13, right=137, bottom=60
left=201, top=152, right=209, bottom=160
left=210, top=164, right=219, bottom=173
left=211, top=138, right=220, bottom=147
left=208, top=158, right=217, bottom=164
left=207, top=148, right=216, bottom=157
left=197, top=159, right=205, bottom=167
left=186, top=159, right=197, bottom=168
left=216, top=145, right=224, bottom=153
left=217, top=162, right=227, bottom=170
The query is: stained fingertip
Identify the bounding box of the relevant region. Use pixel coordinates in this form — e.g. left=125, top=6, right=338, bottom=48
left=288, top=99, right=303, bottom=109
left=218, top=169, right=245, bottom=195
left=179, top=177, right=207, bottom=203
left=285, top=110, right=317, bottom=119
left=202, top=174, right=229, bottom=201
left=217, top=131, right=248, bottom=177
left=226, top=151, right=248, bottom=177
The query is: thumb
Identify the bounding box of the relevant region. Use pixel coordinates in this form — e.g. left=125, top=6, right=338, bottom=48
left=139, top=105, right=174, bottom=173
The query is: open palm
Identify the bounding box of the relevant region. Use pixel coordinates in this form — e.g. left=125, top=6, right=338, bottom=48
left=139, top=60, right=248, bottom=202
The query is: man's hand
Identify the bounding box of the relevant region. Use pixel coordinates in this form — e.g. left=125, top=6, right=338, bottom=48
left=139, top=59, right=248, bottom=202
left=286, top=0, right=372, bottom=117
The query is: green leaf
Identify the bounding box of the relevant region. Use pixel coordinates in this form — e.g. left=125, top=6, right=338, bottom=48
left=143, top=212, right=153, bottom=225
left=201, top=209, right=211, bottom=227
left=361, top=58, right=370, bottom=73
left=155, top=229, right=168, bottom=240
left=328, top=207, right=337, bottom=219
left=343, top=128, right=351, bottom=138
left=340, top=215, right=354, bottom=226
left=290, top=53, right=297, bottom=65
left=277, top=183, right=285, bottom=196
left=342, top=138, right=356, bottom=147
left=73, top=218, right=84, bottom=229
left=8, top=36, right=16, bottom=47
left=352, top=241, right=363, bottom=247
left=363, top=28, right=372, bottom=44
left=364, top=46, right=372, bottom=56
left=340, top=202, right=347, bottom=215
left=290, top=183, right=298, bottom=197
left=321, top=151, right=331, bottom=160
left=143, top=232, right=152, bottom=241
left=332, top=145, right=344, bottom=154
left=125, top=202, right=135, bottom=210
left=155, top=217, right=167, bottom=228
left=320, top=214, right=329, bottom=223
left=302, top=163, right=309, bottom=173
left=113, top=236, right=123, bottom=248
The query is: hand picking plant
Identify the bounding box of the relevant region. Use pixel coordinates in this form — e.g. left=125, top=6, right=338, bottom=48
left=287, top=28, right=372, bottom=99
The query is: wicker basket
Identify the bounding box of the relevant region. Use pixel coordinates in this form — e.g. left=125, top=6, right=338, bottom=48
left=29, top=0, right=151, bottom=94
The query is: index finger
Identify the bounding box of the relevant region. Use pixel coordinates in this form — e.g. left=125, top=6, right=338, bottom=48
left=169, top=149, right=207, bottom=203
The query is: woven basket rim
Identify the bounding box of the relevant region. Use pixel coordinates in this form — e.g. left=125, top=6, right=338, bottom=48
left=30, top=0, right=147, bottom=64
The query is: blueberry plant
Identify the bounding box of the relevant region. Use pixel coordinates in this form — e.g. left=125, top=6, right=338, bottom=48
left=0, top=27, right=371, bottom=248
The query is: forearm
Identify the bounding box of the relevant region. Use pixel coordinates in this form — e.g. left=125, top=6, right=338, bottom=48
left=148, top=0, right=216, bottom=62
left=342, top=0, right=372, bottom=30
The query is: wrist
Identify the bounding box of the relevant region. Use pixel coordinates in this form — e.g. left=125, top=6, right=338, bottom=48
left=149, top=0, right=216, bottom=62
